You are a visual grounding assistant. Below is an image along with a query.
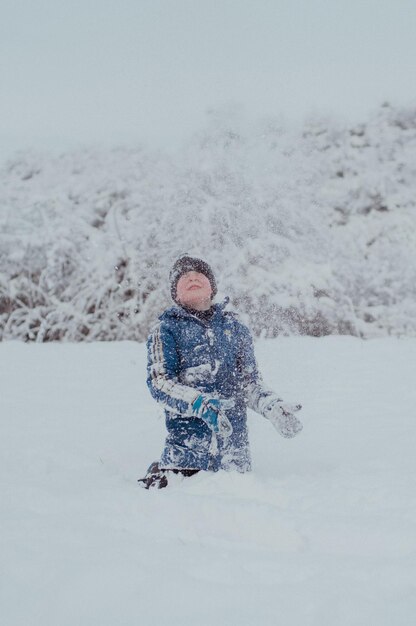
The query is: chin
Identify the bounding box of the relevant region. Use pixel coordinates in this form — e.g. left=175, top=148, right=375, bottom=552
left=187, top=298, right=203, bottom=307
left=184, top=296, right=210, bottom=309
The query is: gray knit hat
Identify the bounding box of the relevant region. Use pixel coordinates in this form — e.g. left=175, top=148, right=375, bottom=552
left=169, top=255, right=217, bottom=303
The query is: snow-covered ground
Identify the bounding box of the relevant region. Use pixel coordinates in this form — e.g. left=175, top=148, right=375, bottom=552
left=1, top=337, right=416, bottom=626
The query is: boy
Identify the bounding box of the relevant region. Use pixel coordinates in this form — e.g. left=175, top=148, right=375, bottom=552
left=139, top=255, right=303, bottom=489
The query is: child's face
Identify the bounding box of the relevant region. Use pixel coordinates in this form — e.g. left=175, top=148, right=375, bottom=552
left=176, top=271, right=213, bottom=310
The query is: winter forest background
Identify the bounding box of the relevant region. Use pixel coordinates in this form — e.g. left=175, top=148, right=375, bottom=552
left=1, top=102, right=415, bottom=342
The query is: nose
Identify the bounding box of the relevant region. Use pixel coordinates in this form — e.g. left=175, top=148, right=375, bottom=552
left=187, top=272, right=200, bottom=282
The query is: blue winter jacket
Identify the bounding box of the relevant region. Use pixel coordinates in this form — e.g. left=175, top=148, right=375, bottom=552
left=146, top=300, right=277, bottom=472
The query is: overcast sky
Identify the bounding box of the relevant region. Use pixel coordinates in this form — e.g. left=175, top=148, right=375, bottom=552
left=1, top=0, right=416, bottom=156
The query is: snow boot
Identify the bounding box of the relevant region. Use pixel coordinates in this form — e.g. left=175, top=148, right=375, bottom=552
left=138, top=461, right=168, bottom=489
left=138, top=462, right=199, bottom=490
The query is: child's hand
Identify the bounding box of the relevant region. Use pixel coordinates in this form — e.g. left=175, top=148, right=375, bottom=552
left=263, top=399, right=303, bottom=438
left=192, top=395, right=233, bottom=437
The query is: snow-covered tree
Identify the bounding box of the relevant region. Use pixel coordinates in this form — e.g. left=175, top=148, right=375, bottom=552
left=1, top=104, right=415, bottom=341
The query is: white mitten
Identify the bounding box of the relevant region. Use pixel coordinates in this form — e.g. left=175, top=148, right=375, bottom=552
left=263, top=398, right=303, bottom=438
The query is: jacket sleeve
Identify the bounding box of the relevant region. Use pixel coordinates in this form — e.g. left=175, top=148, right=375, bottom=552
left=147, top=322, right=200, bottom=416
left=236, top=321, right=282, bottom=416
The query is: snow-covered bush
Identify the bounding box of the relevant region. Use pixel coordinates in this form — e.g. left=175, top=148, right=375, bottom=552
left=1, top=103, right=415, bottom=341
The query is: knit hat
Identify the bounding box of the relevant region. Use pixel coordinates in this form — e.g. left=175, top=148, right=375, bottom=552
left=169, top=255, right=217, bottom=303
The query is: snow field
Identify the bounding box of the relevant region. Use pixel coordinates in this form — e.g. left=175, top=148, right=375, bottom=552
left=1, top=338, right=416, bottom=626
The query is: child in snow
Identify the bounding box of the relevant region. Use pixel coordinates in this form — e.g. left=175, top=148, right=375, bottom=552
left=139, top=255, right=303, bottom=489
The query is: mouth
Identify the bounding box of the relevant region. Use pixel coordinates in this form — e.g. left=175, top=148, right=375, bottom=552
left=187, top=284, right=202, bottom=291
